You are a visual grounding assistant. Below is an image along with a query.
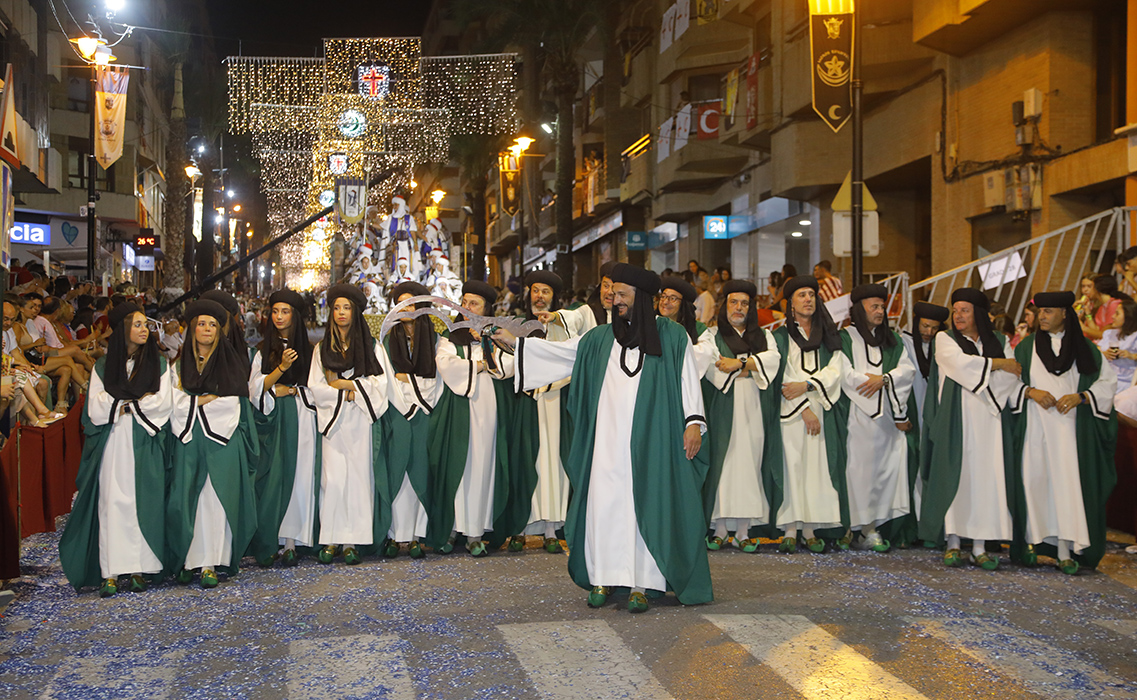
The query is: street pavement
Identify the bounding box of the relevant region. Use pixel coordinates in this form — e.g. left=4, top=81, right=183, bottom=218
left=1, top=525, right=1136, bottom=699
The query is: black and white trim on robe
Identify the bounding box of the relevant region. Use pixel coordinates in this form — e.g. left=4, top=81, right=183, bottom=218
left=178, top=395, right=197, bottom=441
left=884, top=374, right=907, bottom=421
left=620, top=346, right=645, bottom=377
left=781, top=398, right=810, bottom=421
left=109, top=398, right=121, bottom=423
left=808, top=377, right=832, bottom=408
left=685, top=414, right=705, bottom=427
left=355, top=379, right=379, bottom=422
left=972, top=358, right=990, bottom=394
left=754, top=353, right=771, bottom=387
left=297, top=388, right=316, bottom=412
left=322, top=390, right=345, bottom=437
left=403, top=405, right=417, bottom=420
left=409, top=374, right=434, bottom=414
left=516, top=337, right=526, bottom=393
left=863, top=337, right=883, bottom=369
left=463, top=353, right=475, bottom=397
left=198, top=406, right=230, bottom=445
left=1086, top=389, right=1111, bottom=420
left=258, top=384, right=268, bottom=413
left=800, top=347, right=820, bottom=375
left=1010, top=383, right=1028, bottom=414
left=132, top=400, right=160, bottom=434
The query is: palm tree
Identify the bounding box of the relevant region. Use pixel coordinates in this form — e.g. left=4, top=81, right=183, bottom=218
left=450, top=134, right=507, bottom=281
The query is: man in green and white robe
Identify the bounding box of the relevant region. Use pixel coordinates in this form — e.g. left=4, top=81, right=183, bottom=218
left=499, top=264, right=710, bottom=613
left=1009, top=291, right=1117, bottom=573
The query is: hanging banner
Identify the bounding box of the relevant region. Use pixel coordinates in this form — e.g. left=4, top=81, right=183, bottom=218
left=745, top=53, right=760, bottom=130
left=94, top=66, right=130, bottom=169
left=335, top=177, right=367, bottom=225
left=809, top=0, right=854, bottom=133
left=499, top=152, right=520, bottom=218
left=673, top=103, right=692, bottom=151
left=659, top=4, right=676, bottom=53
left=696, top=0, right=718, bottom=24
left=657, top=117, right=673, bottom=162
left=0, top=162, right=12, bottom=269
left=724, top=67, right=740, bottom=119
left=697, top=101, right=720, bottom=140
left=0, top=64, right=18, bottom=169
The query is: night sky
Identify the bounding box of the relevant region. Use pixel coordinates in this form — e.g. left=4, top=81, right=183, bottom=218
left=201, top=0, right=434, bottom=57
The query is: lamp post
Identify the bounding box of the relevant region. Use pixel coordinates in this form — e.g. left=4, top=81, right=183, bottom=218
left=71, top=36, right=116, bottom=283
left=850, top=0, right=864, bottom=287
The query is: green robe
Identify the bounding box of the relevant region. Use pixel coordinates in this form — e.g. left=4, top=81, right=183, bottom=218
left=562, top=318, right=712, bottom=604
left=700, top=328, right=784, bottom=539
left=380, top=335, right=436, bottom=542
left=917, top=330, right=1016, bottom=545
left=1008, top=335, right=1117, bottom=568
left=772, top=328, right=850, bottom=537
left=425, top=340, right=518, bottom=549
left=165, top=383, right=261, bottom=575
left=838, top=329, right=921, bottom=546
left=59, top=356, right=169, bottom=590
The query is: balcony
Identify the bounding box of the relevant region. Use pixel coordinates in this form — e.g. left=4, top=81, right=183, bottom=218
left=656, top=124, right=751, bottom=193
left=657, top=11, right=751, bottom=84
left=620, top=151, right=652, bottom=203
left=736, top=62, right=776, bottom=149
left=584, top=79, right=605, bottom=133
left=621, top=49, right=654, bottom=109
left=914, top=0, right=1072, bottom=56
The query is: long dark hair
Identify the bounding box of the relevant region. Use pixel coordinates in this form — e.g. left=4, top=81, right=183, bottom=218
left=1118, top=299, right=1137, bottom=340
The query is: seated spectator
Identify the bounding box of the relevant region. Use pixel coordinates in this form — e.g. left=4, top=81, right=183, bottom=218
left=1080, top=274, right=1128, bottom=341
left=1099, top=298, right=1137, bottom=392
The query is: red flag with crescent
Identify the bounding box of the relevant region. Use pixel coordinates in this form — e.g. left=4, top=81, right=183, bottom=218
left=697, top=101, right=720, bottom=140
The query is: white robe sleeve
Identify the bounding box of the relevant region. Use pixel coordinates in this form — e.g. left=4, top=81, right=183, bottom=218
left=554, top=305, right=598, bottom=337
left=488, top=342, right=515, bottom=380
left=249, top=351, right=275, bottom=415
left=352, top=342, right=391, bottom=424
left=170, top=371, right=198, bottom=444
left=85, top=364, right=119, bottom=427
left=692, top=327, right=717, bottom=378
left=308, top=347, right=348, bottom=434
left=681, top=339, right=707, bottom=433
left=989, top=337, right=1024, bottom=409
left=883, top=343, right=917, bottom=420
left=1085, top=352, right=1117, bottom=420
left=806, top=349, right=844, bottom=412
left=751, top=331, right=781, bottom=391
left=703, top=328, right=732, bottom=392
left=404, top=370, right=443, bottom=415
left=130, top=365, right=173, bottom=436
left=436, top=338, right=476, bottom=398
left=196, top=395, right=241, bottom=444
left=515, top=334, right=583, bottom=392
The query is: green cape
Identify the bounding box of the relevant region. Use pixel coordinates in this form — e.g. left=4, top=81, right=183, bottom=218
left=379, top=335, right=436, bottom=544
left=700, top=328, right=784, bottom=539
left=59, top=356, right=169, bottom=590
left=1008, top=335, right=1117, bottom=568
left=164, top=392, right=261, bottom=575
left=772, top=327, right=849, bottom=537
left=917, top=329, right=1016, bottom=544
left=562, top=318, right=712, bottom=604
left=838, top=329, right=921, bottom=545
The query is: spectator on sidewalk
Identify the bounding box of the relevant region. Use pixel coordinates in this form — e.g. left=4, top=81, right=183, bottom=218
left=814, top=260, right=843, bottom=302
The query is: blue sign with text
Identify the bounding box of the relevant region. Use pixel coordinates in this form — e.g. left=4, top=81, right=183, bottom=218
left=626, top=230, right=647, bottom=250
left=9, top=222, right=50, bottom=245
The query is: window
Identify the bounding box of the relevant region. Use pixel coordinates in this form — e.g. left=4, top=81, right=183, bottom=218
left=67, top=138, right=113, bottom=192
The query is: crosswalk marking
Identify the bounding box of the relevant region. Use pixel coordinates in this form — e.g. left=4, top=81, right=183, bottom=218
left=704, top=614, right=929, bottom=700
left=1093, top=618, right=1137, bottom=639
left=39, top=649, right=183, bottom=699
left=908, top=617, right=1137, bottom=700
left=288, top=633, right=416, bottom=700
left=498, top=620, right=675, bottom=700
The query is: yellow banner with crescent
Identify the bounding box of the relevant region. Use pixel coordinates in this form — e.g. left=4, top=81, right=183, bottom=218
left=808, top=1, right=854, bottom=133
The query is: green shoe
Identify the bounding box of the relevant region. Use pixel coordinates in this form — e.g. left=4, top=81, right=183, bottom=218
left=175, top=568, right=194, bottom=585
left=129, top=575, right=147, bottom=593
left=778, top=536, right=797, bottom=554
left=438, top=539, right=455, bottom=555
left=971, top=552, right=999, bottom=571
left=806, top=537, right=826, bottom=553
left=507, top=535, right=525, bottom=552
left=587, top=586, right=610, bottom=608
left=383, top=540, right=401, bottom=558
left=1058, top=559, right=1080, bottom=575
left=706, top=536, right=724, bottom=551
left=343, top=547, right=362, bottom=565
left=99, top=578, right=117, bottom=598
left=200, top=569, right=219, bottom=589
left=1020, top=545, right=1038, bottom=567
left=739, top=538, right=760, bottom=554
left=943, top=549, right=964, bottom=567
left=408, top=541, right=425, bottom=559
left=871, top=539, right=891, bottom=553
left=281, top=549, right=299, bottom=567
left=257, top=554, right=277, bottom=568
left=836, top=533, right=853, bottom=551
left=544, top=537, right=563, bottom=554
left=468, top=540, right=488, bottom=558
left=862, top=533, right=890, bottom=553
left=628, top=591, right=649, bottom=614
left=317, top=545, right=338, bottom=564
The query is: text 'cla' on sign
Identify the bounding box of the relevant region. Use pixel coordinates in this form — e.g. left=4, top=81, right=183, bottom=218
left=809, top=0, right=854, bottom=133
left=9, top=221, right=49, bottom=245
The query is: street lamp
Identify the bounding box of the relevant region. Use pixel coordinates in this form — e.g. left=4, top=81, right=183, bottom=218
left=185, top=164, right=201, bottom=181
left=69, top=34, right=117, bottom=281
left=430, top=189, right=446, bottom=205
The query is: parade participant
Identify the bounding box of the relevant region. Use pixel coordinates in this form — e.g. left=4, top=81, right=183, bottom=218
left=773, top=275, right=847, bottom=553
left=838, top=284, right=917, bottom=552
left=656, top=275, right=716, bottom=376
left=902, top=301, right=950, bottom=421
left=200, top=290, right=251, bottom=369
left=499, top=263, right=710, bottom=613
left=427, top=280, right=516, bottom=556
left=309, top=284, right=391, bottom=565
left=919, top=288, right=1022, bottom=570
left=381, top=281, right=443, bottom=558
left=503, top=270, right=585, bottom=554
left=1010, top=291, right=1116, bottom=574
left=247, top=289, right=318, bottom=567
left=59, top=303, right=172, bottom=596
left=581, top=260, right=616, bottom=327
left=166, top=301, right=259, bottom=589
left=701, top=279, right=781, bottom=552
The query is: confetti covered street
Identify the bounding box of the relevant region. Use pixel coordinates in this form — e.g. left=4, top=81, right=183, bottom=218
left=2, top=526, right=1137, bottom=699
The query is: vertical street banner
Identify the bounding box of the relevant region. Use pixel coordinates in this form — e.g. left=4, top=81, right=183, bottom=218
left=499, top=153, right=520, bottom=218
left=697, top=101, right=721, bottom=140
left=95, top=66, right=130, bottom=169
left=809, top=0, right=854, bottom=133
left=335, top=177, right=367, bottom=225
left=0, top=64, right=19, bottom=168
left=0, top=161, right=12, bottom=269
left=696, top=0, right=718, bottom=24
left=745, top=53, right=760, bottom=130
left=724, top=67, right=739, bottom=120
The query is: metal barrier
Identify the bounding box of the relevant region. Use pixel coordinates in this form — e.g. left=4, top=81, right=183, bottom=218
left=909, top=207, right=1135, bottom=328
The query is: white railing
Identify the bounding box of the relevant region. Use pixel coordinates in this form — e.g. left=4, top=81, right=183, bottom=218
left=909, top=207, right=1135, bottom=329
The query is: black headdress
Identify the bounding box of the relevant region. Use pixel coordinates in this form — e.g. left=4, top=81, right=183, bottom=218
left=586, top=261, right=617, bottom=326
left=258, top=288, right=313, bottom=387
left=849, top=283, right=896, bottom=349
left=783, top=275, right=841, bottom=352
left=321, top=284, right=383, bottom=377
left=451, top=281, right=498, bottom=347
left=102, top=302, right=162, bottom=400
left=949, top=288, right=1004, bottom=358
left=718, top=279, right=768, bottom=354
left=911, top=301, right=949, bottom=378
left=660, top=275, right=700, bottom=343
left=1033, top=291, right=1095, bottom=376
left=611, top=263, right=662, bottom=356
left=180, top=300, right=250, bottom=397
left=388, top=281, right=437, bottom=377
left=200, top=289, right=250, bottom=369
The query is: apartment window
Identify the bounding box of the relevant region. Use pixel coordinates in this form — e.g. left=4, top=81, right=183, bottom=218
left=688, top=74, right=721, bottom=103
left=1094, top=2, right=1127, bottom=141
left=67, top=138, right=113, bottom=192
left=66, top=73, right=89, bottom=112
